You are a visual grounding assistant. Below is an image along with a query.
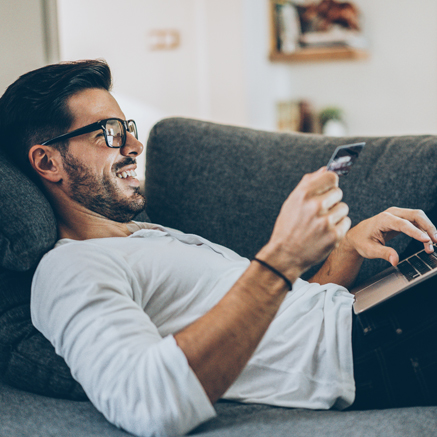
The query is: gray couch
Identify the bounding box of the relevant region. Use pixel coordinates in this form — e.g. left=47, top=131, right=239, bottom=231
left=1, top=117, right=437, bottom=436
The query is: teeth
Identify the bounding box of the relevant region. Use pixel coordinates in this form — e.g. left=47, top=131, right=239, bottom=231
left=116, top=169, right=138, bottom=179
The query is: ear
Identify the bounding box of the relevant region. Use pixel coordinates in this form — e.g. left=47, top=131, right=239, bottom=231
left=28, top=145, right=63, bottom=183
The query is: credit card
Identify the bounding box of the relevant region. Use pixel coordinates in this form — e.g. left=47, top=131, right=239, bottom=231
left=327, top=142, right=365, bottom=176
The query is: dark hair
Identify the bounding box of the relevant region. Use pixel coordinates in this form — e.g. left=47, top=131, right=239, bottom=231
left=0, top=59, right=112, bottom=177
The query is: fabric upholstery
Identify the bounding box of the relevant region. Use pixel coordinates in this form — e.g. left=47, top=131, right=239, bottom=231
left=0, top=380, right=129, bottom=436
left=0, top=151, right=57, bottom=272
left=146, top=118, right=437, bottom=284
left=1, top=379, right=436, bottom=437
left=192, top=400, right=437, bottom=436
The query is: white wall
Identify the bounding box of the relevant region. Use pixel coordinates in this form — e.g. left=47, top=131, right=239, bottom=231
left=58, top=0, right=437, bottom=142
left=243, top=0, right=437, bottom=136
left=2, top=1, right=437, bottom=139
left=202, top=0, right=248, bottom=126
left=57, top=0, right=249, bottom=178
left=57, top=0, right=248, bottom=127
left=58, top=0, right=199, bottom=146
left=0, top=0, right=47, bottom=94
left=57, top=0, right=437, bottom=139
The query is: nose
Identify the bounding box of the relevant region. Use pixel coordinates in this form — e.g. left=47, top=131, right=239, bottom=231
left=121, top=132, right=144, bottom=157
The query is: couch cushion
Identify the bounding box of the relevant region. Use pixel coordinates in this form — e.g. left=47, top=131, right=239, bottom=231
left=0, top=379, right=127, bottom=436
left=0, top=151, right=57, bottom=271
left=145, top=118, right=437, bottom=285
left=192, top=400, right=437, bottom=436
left=1, top=379, right=436, bottom=437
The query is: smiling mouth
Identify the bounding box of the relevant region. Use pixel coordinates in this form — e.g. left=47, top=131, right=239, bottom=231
left=116, top=169, right=137, bottom=179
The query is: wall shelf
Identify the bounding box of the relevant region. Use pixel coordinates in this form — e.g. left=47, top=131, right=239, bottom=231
left=269, top=46, right=369, bottom=63
left=269, top=0, right=369, bottom=63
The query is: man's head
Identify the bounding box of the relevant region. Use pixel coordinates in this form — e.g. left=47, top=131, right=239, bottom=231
left=0, top=60, right=146, bottom=223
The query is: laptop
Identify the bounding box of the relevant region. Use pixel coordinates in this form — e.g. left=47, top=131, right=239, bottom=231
left=352, top=245, right=437, bottom=314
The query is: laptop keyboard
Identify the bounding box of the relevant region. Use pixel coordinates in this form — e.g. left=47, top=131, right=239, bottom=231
left=418, top=250, right=437, bottom=268
left=398, top=249, right=437, bottom=282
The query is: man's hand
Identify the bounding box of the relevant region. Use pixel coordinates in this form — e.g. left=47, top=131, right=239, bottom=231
left=344, top=207, right=437, bottom=267
left=311, top=207, right=437, bottom=289
left=257, top=167, right=351, bottom=281
left=176, top=167, right=351, bottom=403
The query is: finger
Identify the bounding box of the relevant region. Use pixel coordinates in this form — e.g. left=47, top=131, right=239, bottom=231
left=306, top=170, right=339, bottom=197
left=424, top=243, right=435, bottom=254
left=327, top=201, right=349, bottom=225
left=386, top=248, right=399, bottom=267
left=319, top=188, right=344, bottom=214
left=363, top=242, right=399, bottom=266
left=317, top=216, right=351, bottom=252
left=412, top=212, right=437, bottom=249
left=387, top=208, right=437, bottom=244
left=383, top=214, right=432, bottom=245
left=335, top=215, right=352, bottom=240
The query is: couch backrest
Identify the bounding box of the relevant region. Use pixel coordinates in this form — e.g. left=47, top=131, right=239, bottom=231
left=145, top=117, right=437, bottom=284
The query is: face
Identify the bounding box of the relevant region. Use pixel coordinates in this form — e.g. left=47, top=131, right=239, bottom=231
left=59, top=88, right=146, bottom=223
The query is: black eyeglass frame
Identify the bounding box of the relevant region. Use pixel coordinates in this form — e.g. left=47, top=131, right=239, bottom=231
left=40, top=118, right=138, bottom=148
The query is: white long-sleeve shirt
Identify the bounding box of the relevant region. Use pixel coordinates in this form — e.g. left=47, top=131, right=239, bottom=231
left=31, top=222, right=355, bottom=437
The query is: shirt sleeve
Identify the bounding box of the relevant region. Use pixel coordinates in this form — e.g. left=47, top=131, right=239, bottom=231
left=30, top=243, right=216, bottom=437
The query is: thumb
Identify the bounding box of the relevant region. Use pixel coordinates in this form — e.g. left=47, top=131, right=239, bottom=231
left=384, top=248, right=399, bottom=267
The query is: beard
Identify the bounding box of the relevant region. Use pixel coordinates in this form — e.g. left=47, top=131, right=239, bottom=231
left=61, top=152, right=146, bottom=223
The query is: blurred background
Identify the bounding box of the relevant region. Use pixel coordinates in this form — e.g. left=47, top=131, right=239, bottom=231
left=1, top=0, right=437, bottom=179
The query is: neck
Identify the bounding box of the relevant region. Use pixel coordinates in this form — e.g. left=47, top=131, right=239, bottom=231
left=48, top=189, right=133, bottom=240
left=57, top=211, right=132, bottom=240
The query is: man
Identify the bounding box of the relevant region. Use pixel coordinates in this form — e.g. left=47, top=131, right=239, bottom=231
left=1, top=60, right=436, bottom=437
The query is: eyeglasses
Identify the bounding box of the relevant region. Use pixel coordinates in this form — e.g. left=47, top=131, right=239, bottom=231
left=41, top=118, right=138, bottom=148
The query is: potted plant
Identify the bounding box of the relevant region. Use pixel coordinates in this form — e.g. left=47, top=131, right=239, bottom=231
left=319, top=106, right=347, bottom=136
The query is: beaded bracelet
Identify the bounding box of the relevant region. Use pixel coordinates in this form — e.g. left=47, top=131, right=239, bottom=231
left=252, top=257, right=292, bottom=290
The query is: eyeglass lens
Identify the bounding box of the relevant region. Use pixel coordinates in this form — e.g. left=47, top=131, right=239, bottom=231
left=104, top=119, right=124, bottom=147
left=127, top=120, right=138, bottom=139
left=104, top=119, right=138, bottom=148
